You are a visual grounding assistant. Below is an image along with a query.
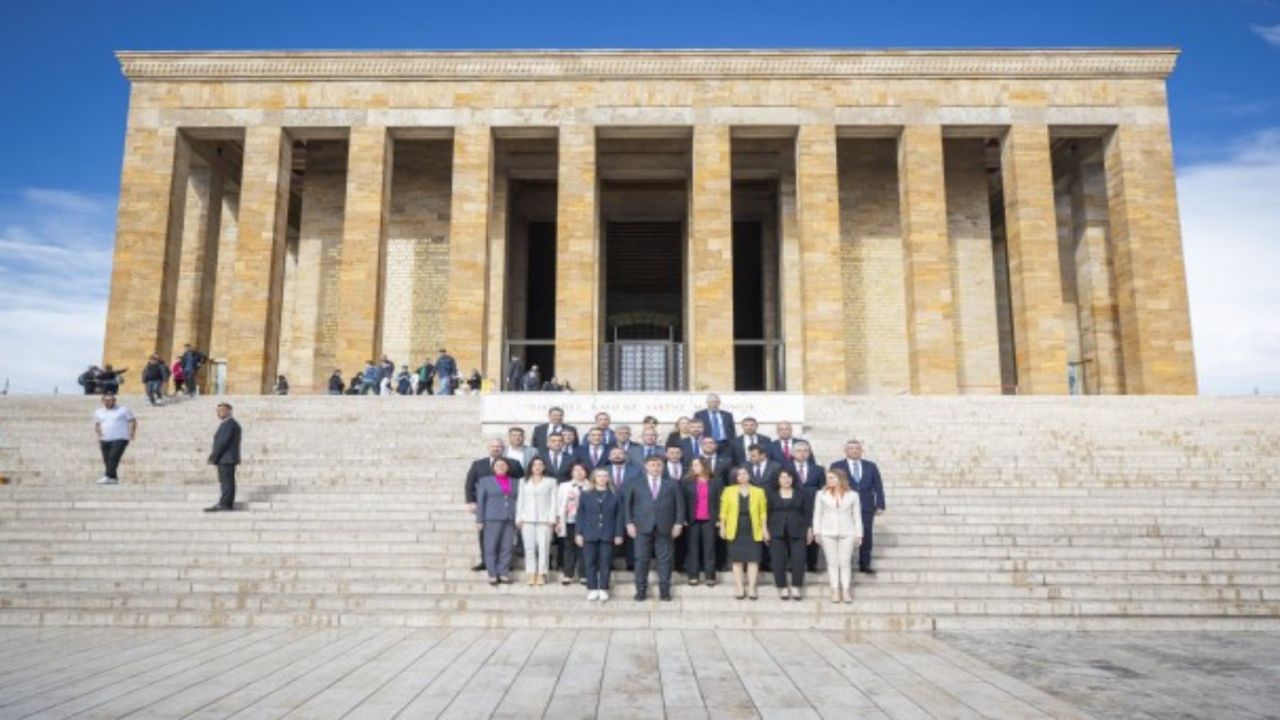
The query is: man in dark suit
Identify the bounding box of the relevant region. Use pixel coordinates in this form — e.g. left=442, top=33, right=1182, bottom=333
left=782, top=440, right=823, bottom=490
left=695, top=436, right=731, bottom=485
left=592, top=412, right=618, bottom=447
left=662, top=445, right=687, bottom=483
left=680, top=420, right=707, bottom=463
left=603, top=446, right=643, bottom=491
left=540, top=433, right=574, bottom=482
left=830, top=439, right=886, bottom=574
left=531, top=407, right=577, bottom=452
left=576, top=428, right=612, bottom=470
left=693, top=393, right=736, bottom=452
left=465, top=438, right=525, bottom=571
left=767, top=421, right=816, bottom=465
left=505, top=355, right=524, bottom=392
left=629, top=426, right=664, bottom=467
left=729, top=417, right=772, bottom=467
left=613, top=425, right=636, bottom=460
left=743, top=444, right=782, bottom=490
left=205, top=402, right=241, bottom=512
left=623, top=455, right=687, bottom=601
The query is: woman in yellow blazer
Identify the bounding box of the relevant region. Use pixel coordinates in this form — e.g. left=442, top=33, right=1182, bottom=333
left=720, top=467, right=768, bottom=600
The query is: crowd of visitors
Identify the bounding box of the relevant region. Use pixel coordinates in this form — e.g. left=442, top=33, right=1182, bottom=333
left=466, top=394, right=887, bottom=604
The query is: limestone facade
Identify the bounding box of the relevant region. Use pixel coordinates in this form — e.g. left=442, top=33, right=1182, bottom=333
left=102, top=49, right=1197, bottom=395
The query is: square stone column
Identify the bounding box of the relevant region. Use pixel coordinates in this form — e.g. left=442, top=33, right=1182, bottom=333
left=226, top=126, right=292, bottom=394
left=795, top=124, right=847, bottom=394
left=555, top=125, right=599, bottom=391
left=172, top=161, right=224, bottom=363
left=1072, top=158, right=1125, bottom=394
left=443, top=125, right=494, bottom=379
left=336, top=126, right=391, bottom=375
left=778, top=166, right=803, bottom=391
left=898, top=124, right=959, bottom=394
left=687, top=124, right=735, bottom=391
left=1000, top=125, right=1068, bottom=394
left=1104, top=122, right=1197, bottom=394
left=103, top=125, right=185, bottom=372
left=945, top=139, right=1002, bottom=394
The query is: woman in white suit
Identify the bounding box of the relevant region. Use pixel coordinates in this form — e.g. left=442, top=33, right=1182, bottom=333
left=812, top=468, right=863, bottom=603
left=516, top=457, right=559, bottom=586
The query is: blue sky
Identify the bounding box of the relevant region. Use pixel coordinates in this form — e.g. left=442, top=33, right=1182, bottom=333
left=1, top=0, right=1277, bottom=394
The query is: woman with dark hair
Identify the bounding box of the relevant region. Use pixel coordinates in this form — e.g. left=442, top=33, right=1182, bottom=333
left=517, top=456, right=557, bottom=586
left=556, top=461, right=592, bottom=585
left=681, top=457, right=723, bottom=587
left=765, top=469, right=814, bottom=600
left=475, top=457, right=520, bottom=585
left=720, top=466, right=767, bottom=600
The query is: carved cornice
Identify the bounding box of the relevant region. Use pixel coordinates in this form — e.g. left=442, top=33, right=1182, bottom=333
left=117, top=49, right=1179, bottom=82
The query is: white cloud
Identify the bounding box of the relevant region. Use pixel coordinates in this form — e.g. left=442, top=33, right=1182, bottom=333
left=1179, top=129, right=1280, bottom=395
left=0, top=188, right=114, bottom=394
left=1253, top=23, right=1280, bottom=47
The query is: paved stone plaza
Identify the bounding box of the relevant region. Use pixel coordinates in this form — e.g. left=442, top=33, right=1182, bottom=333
left=1, top=627, right=1276, bottom=718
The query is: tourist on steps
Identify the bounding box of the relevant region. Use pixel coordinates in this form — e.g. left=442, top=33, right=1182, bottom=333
left=93, top=393, right=135, bottom=485
left=813, top=468, right=862, bottom=603
left=205, top=402, right=241, bottom=512
left=475, top=457, right=519, bottom=585
left=720, top=467, right=767, bottom=600
left=516, top=457, right=557, bottom=586
left=576, top=468, right=624, bottom=602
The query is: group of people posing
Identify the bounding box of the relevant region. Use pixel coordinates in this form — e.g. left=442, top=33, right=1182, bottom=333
left=326, top=349, right=477, bottom=396
left=466, top=396, right=886, bottom=604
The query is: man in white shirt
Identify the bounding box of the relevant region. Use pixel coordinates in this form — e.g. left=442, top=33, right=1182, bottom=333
left=505, top=427, right=537, bottom=469
left=92, top=394, right=136, bottom=485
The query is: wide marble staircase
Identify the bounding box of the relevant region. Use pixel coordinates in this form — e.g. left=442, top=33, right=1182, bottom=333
left=1, top=394, right=1278, bottom=631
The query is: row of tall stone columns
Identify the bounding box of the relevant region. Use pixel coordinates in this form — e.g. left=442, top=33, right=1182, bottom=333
left=102, top=121, right=1196, bottom=395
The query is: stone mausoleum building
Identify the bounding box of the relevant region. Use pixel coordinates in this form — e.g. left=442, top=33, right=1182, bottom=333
left=102, top=49, right=1197, bottom=395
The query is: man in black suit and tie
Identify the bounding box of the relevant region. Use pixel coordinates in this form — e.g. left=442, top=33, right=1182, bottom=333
left=730, top=417, right=772, bottom=467
left=205, top=402, right=241, bottom=512
left=540, top=433, right=573, bottom=482
left=465, top=438, right=526, bottom=571
left=743, top=444, right=782, bottom=490
left=767, top=421, right=815, bottom=465
left=593, top=412, right=617, bottom=447
left=693, top=393, right=736, bottom=452
left=662, top=445, right=687, bottom=483
left=623, top=456, right=686, bottom=601
left=629, top=426, right=664, bottom=467
left=576, top=428, right=612, bottom=470
left=680, top=420, right=707, bottom=463
left=531, top=407, right=576, bottom=452
left=830, top=439, right=886, bottom=574
left=604, top=446, right=643, bottom=491
left=782, top=440, right=822, bottom=490
left=696, top=436, right=731, bottom=485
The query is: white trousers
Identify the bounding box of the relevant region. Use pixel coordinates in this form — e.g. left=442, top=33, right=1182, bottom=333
left=521, top=522, right=552, bottom=575
left=819, top=535, right=857, bottom=592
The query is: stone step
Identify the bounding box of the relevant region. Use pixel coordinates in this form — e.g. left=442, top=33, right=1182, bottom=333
left=2, top=577, right=1273, bottom=602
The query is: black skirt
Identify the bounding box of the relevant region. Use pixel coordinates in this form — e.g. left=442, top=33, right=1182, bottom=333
left=728, top=502, right=761, bottom=563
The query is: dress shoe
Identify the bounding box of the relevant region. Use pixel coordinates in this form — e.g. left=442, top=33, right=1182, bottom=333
left=203, top=505, right=223, bottom=512
left=859, top=567, right=877, bottom=575
left=634, top=591, right=647, bottom=601
left=471, top=563, right=486, bottom=572
left=659, top=592, right=672, bottom=601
